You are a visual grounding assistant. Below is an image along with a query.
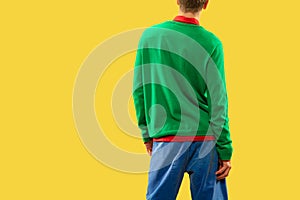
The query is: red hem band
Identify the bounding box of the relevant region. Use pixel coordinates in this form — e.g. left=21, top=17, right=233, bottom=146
left=153, top=135, right=215, bottom=142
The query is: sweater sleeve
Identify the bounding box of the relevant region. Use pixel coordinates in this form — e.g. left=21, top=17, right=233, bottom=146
left=132, top=46, right=151, bottom=143
left=206, top=43, right=233, bottom=160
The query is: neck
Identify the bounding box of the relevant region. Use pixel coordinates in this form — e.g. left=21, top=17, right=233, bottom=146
left=178, top=10, right=200, bottom=21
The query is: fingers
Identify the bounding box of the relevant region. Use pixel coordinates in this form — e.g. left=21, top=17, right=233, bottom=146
left=147, top=148, right=152, bottom=156
left=144, top=141, right=153, bottom=156
left=216, top=167, right=230, bottom=180
left=146, top=143, right=152, bottom=156
left=215, top=165, right=227, bottom=175
left=216, top=160, right=231, bottom=180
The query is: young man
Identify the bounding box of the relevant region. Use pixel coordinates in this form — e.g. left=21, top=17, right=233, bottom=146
left=133, top=0, right=233, bottom=199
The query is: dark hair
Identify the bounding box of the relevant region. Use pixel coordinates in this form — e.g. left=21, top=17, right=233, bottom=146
left=179, top=0, right=208, bottom=13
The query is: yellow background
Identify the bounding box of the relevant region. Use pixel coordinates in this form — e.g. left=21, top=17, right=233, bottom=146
left=1, top=0, right=300, bottom=199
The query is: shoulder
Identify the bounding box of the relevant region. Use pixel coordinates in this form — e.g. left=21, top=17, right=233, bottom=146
left=200, top=27, right=223, bottom=47
left=138, top=21, right=173, bottom=46
left=142, top=21, right=171, bottom=36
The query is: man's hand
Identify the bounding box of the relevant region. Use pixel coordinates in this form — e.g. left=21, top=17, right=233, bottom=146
left=216, top=160, right=231, bottom=180
left=144, top=140, right=153, bottom=156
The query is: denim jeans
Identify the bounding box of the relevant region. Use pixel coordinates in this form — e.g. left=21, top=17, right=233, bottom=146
left=146, top=141, right=228, bottom=200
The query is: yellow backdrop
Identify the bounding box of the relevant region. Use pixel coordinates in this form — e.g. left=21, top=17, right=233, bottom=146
left=1, top=0, right=300, bottom=199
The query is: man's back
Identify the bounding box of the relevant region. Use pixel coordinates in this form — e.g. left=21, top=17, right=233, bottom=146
left=133, top=18, right=232, bottom=161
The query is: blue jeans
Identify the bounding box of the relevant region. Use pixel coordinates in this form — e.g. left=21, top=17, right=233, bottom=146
left=146, top=141, right=228, bottom=200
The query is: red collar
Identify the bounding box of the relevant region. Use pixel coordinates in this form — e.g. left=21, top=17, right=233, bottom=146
left=173, top=15, right=199, bottom=25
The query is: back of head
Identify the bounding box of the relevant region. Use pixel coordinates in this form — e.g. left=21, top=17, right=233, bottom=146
left=178, top=0, right=208, bottom=13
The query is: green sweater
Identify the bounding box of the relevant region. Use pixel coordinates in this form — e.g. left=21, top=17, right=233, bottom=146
left=133, top=20, right=233, bottom=160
